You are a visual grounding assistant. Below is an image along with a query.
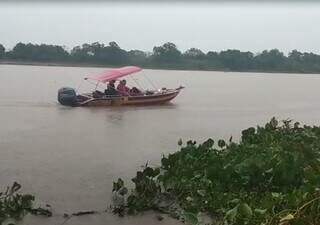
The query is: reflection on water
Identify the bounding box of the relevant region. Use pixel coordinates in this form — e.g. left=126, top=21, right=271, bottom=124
left=85, top=103, right=178, bottom=125
left=0, top=100, right=57, bottom=107
left=1, top=65, right=320, bottom=225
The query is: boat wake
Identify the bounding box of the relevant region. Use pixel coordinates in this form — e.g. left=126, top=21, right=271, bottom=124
left=0, top=100, right=57, bottom=108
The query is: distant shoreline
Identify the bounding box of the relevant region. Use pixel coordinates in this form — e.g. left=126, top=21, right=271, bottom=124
left=0, top=60, right=110, bottom=69
left=2, top=42, right=320, bottom=75
left=0, top=60, right=319, bottom=75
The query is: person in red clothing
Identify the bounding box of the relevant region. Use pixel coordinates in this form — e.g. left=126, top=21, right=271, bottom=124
left=117, top=79, right=130, bottom=96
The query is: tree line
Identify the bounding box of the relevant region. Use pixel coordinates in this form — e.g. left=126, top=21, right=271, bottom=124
left=1, top=42, right=320, bottom=73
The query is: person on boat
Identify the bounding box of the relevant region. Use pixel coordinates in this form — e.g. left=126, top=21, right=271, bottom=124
left=129, top=87, right=142, bottom=96
left=117, top=79, right=130, bottom=96
left=92, top=90, right=104, bottom=98
left=105, top=80, right=118, bottom=96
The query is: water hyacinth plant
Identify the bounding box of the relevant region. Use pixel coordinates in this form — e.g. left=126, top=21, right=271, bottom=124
left=111, top=118, right=320, bottom=225
left=0, top=182, right=52, bottom=225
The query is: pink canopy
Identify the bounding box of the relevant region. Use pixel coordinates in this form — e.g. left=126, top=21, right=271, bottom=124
left=85, top=66, right=142, bottom=83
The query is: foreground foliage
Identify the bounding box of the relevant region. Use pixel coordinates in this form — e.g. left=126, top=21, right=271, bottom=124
left=0, top=182, right=52, bottom=225
left=112, top=118, right=320, bottom=225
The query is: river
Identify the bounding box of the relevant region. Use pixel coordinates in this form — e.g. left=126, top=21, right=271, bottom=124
left=1, top=64, right=320, bottom=225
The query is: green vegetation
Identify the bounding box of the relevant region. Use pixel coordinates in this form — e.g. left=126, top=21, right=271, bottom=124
left=111, top=118, right=320, bottom=225
left=0, top=181, right=106, bottom=225
left=0, top=182, right=52, bottom=224
left=0, top=44, right=5, bottom=60
left=1, top=42, right=320, bottom=73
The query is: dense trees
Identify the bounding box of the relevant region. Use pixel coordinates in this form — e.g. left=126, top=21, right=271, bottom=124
left=183, top=48, right=206, bottom=59
left=127, top=50, right=149, bottom=65
left=152, top=42, right=182, bottom=64
left=0, top=44, right=5, bottom=59
left=218, top=50, right=254, bottom=71
left=253, top=49, right=286, bottom=71
left=1, top=42, right=320, bottom=73
left=70, top=42, right=128, bottom=65
left=8, top=43, right=69, bottom=61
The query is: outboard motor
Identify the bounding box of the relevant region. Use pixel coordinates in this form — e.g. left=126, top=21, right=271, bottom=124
left=57, top=87, right=78, bottom=106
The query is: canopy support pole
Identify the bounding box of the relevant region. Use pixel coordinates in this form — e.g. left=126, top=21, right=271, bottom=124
left=76, top=79, right=84, bottom=92
left=95, top=81, right=100, bottom=90
left=143, top=74, right=158, bottom=90
left=129, top=76, right=144, bottom=90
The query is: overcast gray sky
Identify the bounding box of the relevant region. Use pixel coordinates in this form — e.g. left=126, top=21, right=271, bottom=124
left=1, top=2, right=319, bottom=54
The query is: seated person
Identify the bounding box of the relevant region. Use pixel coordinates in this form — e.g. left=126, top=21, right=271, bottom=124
left=105, top=80, right=119, bottom=96
left=145, top=90, right=154, bottom=95
left=117, top=79, right=130, bottom=96
left=92, top=90, right=104, bottom=98
left=129, top=87, right=143, bottom=96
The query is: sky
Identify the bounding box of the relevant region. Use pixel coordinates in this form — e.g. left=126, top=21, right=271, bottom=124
left=1, top=2, right=320, bottom=54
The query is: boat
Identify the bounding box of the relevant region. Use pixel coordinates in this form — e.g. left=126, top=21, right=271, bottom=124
left=57, top=66, right=184, bottom=107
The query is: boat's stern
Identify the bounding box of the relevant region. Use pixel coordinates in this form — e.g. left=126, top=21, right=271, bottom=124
left=57, top=87, right=78, bottom=106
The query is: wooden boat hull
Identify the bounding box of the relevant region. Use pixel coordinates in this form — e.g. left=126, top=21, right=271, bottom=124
left=79, top=88, right=182, bottom=107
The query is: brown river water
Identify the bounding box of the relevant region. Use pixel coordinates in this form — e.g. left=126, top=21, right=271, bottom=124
left=1, top=64, right=320, bottom=225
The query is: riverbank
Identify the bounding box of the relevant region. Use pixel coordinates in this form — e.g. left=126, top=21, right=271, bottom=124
left=0, top=60, right=318, bottom=75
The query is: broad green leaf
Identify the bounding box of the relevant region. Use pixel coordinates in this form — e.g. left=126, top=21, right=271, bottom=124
left=238, top=203, right=253, bottom=218
left=183, top=212, right=198, bottom=225
left=197, top=190, right=206, bottom=197
left=265, top=168, right=273, bottom=173
left=229, top=198, right=240, bottom=204
left=218, top=139, right=226, bottom=148
left=254, top=208, right=267, bottom=215
left=203, top=138, right=214, bottom=148
left=225, top=206, right=238, bottom=222
left=271, top=192, right=281, bottom=199
left=280, top=214, right=294, bottom=224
